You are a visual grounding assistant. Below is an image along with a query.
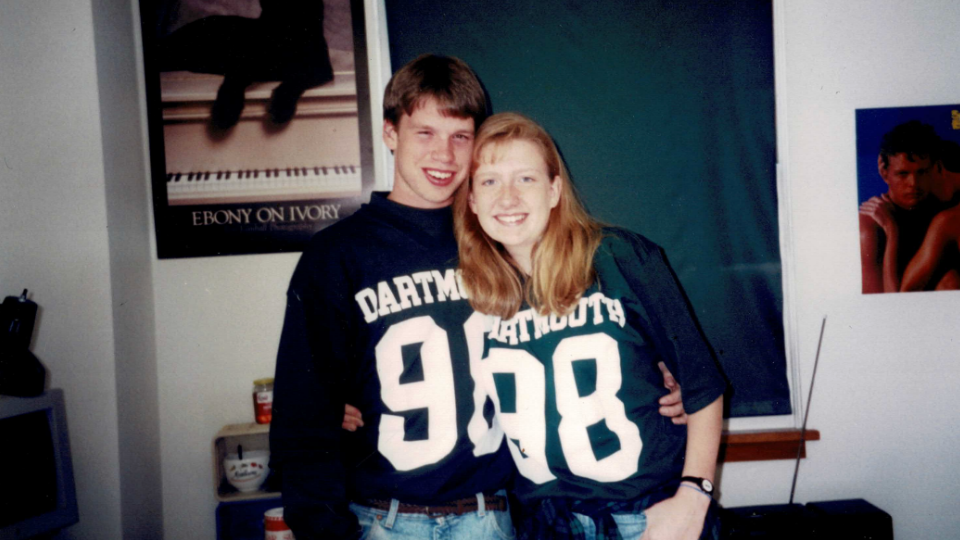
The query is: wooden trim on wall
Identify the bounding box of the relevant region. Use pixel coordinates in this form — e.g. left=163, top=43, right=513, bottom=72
left=719, top=429, right=820, bottom=462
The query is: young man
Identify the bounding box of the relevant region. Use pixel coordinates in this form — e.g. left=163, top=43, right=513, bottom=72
left=859, top=121, right=944, bottom=293
left=270, top=54, right=686, bottom=540
left=270, top=54, right=515, bottom=540
left=930, top=140, right=960, bottom=206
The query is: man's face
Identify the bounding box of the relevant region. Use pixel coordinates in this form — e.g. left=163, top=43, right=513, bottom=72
left=383, top=98, right=475, bottom=209
left=879, top=153, right=933, bottom=210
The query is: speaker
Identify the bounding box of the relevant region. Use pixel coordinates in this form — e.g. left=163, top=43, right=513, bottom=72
left=806, top=499, right=893, bottom=540
left=722, top=503, right=809, bottom=539
left=723, top=500, right=894, bottom=540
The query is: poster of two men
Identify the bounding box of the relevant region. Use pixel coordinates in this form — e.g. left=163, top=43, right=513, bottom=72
left=857, top=103, right=960, bottom=294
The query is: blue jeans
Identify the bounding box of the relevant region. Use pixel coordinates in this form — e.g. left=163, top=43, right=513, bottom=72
left=350, top=492, right=515, bottom=540
left=570, top=496, right=721, bottom=540
left=573, top=512, right=647, bottom=540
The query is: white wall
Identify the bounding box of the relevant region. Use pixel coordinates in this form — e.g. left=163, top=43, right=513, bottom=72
left=153, top=254, right=296, bottom=539
left=716, top=2, right=960, bottom=537
left=3, top=1, right=959, bottom=539
left=89, top=0, right=165, bottom=536
left=0, top=1, right=123, bottom=538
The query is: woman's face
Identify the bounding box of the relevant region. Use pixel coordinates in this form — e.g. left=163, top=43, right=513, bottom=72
left=469, top=139, right=561, bottom=272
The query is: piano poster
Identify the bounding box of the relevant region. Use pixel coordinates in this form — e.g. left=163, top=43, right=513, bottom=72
left=140, top=0, right=387, bottom=258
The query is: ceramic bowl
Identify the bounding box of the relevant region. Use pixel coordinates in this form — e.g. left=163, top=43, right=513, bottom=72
left=223, top=450, right=270, bottom=493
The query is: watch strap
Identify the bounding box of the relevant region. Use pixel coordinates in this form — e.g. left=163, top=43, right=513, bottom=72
left=680, top=476, right=715, bottom=495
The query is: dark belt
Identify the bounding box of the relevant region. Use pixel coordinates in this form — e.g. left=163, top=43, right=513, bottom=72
left=359, top=493, right=508, bottom=516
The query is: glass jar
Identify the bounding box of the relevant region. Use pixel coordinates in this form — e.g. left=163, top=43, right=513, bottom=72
left=253, top=378, right=274, bottom=424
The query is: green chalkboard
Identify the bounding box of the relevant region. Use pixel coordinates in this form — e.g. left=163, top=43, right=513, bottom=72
left=385, top=0, right=788, bottom=417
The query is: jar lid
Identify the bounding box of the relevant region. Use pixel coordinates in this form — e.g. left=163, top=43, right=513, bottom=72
left=254, top=378, right=274, bottom=386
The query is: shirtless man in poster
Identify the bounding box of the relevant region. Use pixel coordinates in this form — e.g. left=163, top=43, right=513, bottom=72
left=859, top=121, right=944, bottom=293
left=900, top=139, right=960, bottom=291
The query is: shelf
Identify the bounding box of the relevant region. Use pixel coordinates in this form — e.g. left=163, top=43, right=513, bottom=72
left=212, top=422, right=279, bottom=502
left=719, top=429, right=821, bottom=462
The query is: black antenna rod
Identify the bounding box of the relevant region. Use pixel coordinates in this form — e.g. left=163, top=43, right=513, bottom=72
left=789, top=315, right=826, bottom=505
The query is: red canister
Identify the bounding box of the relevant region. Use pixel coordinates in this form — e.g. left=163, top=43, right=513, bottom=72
left=264, top=507, right=294, bottom=540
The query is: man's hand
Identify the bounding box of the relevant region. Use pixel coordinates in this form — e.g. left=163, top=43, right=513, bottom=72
left=639, top=486, right=710, bottom=540
left=342, top=404, right=364, bottom=432
left=658, top=362, right=687, bottom=425
left=859, top=194, right=897, bottom=234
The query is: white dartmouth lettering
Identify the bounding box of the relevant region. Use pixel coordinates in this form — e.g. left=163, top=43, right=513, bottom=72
left=393, top=276, right=422, bottom=309
left=550, top=313, right=568, bottom=332
left=355, top=289, right=379, bottom=323
left=532, top=312, right=551, bottom=340
left=353, top=269, right=469, bottom=323
left=377, top=281, right=402, bottom=317
left=568, top=299, right=588, bottom=328
left=515, top=311, right=534, bottom=342
left=411, top=272, right=436, bottom=303
left=499, top=318, right=519, bottom=345
left=604, top=297, right=626, bottom=327
left=588, top=293, right=605, bottom=325
left=431, top=269, right=465, bottom=302
left=489, top=294, right=626, bottom=345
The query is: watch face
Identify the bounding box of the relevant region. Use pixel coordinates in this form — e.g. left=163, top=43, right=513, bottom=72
left=682, top=476, right=714, bottom=494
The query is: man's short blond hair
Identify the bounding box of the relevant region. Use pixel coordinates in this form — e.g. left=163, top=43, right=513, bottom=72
left=383, top=54, right=487, bottom=128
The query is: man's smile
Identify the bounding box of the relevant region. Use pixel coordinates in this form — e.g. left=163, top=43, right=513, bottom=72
left=424, top=168, right=455, bottom=186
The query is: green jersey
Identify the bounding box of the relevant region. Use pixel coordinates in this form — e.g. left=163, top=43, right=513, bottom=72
left=479, top=228, right=726, bottom=502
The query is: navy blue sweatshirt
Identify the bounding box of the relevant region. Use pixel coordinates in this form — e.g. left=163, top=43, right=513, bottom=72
left=270, top=193, right=514, bottom=539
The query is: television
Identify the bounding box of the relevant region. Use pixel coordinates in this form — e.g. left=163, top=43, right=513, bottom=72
left=0, top=389, right=79, bottom=539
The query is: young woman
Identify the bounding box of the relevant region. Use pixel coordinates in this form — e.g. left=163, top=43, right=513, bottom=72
left=453, top=113, right=726, bottom=540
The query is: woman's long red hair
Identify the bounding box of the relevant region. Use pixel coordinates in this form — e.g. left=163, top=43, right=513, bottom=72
left=454, top=113, right=603, bottom=318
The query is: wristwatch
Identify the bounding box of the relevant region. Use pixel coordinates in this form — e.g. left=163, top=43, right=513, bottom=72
left=680, top=476, right=715, bottom=496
